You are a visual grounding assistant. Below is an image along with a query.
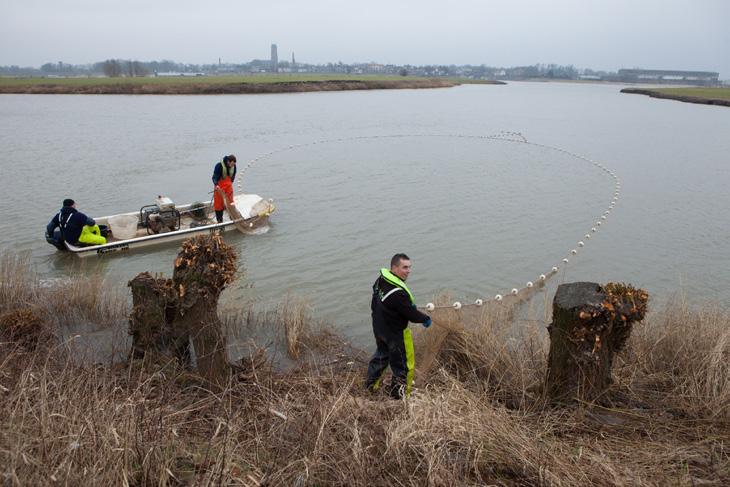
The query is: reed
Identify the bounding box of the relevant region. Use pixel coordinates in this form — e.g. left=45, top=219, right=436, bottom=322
left=1, top=253, right=727, bottom=485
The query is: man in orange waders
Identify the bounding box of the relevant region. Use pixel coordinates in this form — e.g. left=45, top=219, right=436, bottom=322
left=212, top=154, right=237, bottom=223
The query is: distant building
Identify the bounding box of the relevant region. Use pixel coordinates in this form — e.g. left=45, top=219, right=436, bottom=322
left=270, top=44, right=278, bottom=73
left=618, top=69, right=719, bottom=86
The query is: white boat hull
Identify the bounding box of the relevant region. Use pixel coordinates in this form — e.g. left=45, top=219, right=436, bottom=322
left=62, top=194, right=274, bottom=258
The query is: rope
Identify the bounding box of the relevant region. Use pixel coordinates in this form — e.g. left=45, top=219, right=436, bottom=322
left=236, top=132, right=620, bottom=312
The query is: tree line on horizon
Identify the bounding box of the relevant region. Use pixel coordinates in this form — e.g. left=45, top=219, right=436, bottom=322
left=0, top=58, right=601, bottom=81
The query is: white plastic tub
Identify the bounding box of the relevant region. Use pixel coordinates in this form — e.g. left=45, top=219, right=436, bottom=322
left=108, top=215, right=139, bottom=240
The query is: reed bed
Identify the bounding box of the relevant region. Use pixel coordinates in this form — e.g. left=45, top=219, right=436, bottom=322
left=1, top=253, right=727, bottom=485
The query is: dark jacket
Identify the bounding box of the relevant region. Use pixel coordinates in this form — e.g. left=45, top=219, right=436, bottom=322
left=371, top=274, right=430, bottom=335
left=212, top=162, right=237, bottom=186
left=46, top=207, right=95, bottom=245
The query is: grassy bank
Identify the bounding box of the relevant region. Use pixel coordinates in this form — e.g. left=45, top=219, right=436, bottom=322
left=1, top=252, right=728, bottom=485
left=0, top=75, right=502, bottom=95
left=621, top=87, right=730, bottom=107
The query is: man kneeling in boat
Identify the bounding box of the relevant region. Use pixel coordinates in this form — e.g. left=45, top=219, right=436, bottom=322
left=46, top=198, right=106, bottom=249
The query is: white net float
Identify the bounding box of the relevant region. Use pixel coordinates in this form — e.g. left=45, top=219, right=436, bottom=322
left=495, top=294, right=503, bottom=301
left=552, top=266, right=558, bottom=272
left=539, top=274, right=546, bottom=280
left=578, top=241, right=585, bottom=247
left=526, top=281, right=534, bottom=288
left=571, top=249, right=577, bottom=255
left=511, top=288, right=518, bottom=295
left=425, top=303, right=435, bottom=311
left=563, top=258, right=569, bottom=263
left=453, top=301, right=462, bottom=310
left=475, top=299, right=483, bottom=306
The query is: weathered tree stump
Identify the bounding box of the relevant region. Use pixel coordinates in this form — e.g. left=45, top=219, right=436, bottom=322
left=128, top=233, right=238, bottom=388
left=128, top=272, right=182, bottom=361
left=172, top=234, right=237, bottom=387
left=545, top=282, right=648, bottom=402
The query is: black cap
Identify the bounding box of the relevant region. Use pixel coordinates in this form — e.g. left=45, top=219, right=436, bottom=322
left=63, top=198, right=75, bottom=207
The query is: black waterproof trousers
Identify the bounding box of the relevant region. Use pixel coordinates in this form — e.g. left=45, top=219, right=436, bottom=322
left=366, top=325, right=414, bottom=399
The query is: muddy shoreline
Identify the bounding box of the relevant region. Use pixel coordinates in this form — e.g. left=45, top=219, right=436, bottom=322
left=0, top=78, right=504, bottom=95
left=621, top=87, right=730, bottom=107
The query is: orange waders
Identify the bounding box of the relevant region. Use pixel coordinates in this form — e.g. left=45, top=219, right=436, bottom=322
left=213, top=178, right=234, bottom=212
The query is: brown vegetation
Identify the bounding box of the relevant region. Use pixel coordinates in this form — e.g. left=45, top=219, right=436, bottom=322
left=621, top=87, right=730, bottom=107
left=0, top=79, right=465, bottom=95
left=0, top=250, right=728, bottom=485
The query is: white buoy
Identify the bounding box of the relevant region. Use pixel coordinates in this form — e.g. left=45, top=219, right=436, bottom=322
left=511, top=288, right=518, bottom=295
left=453, top=301, right=462, bottom=310
left=425, top=302, right=435, bottom=311
left=563, top=258, right=569, bottom=263
left=578, top=241, right=585, bottom=247
left=552, top=266, right=558, bottom=272
left=495, top=294, right=503, bottom=301
left=526, top=281, right=534, bottom=288
left=475, top=299, right=483, bottom=306
left=539, top=274, right=546, bottom=280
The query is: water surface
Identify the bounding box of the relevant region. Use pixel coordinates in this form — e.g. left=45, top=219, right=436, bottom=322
left=1, top=82, right=728, bottom=343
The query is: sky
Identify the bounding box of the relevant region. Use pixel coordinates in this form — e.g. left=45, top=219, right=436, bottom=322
left=1, top=0, right=729, bottom=77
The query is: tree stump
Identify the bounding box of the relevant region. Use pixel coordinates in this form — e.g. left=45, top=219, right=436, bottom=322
left=128, top=233, right=238, bottom=388
left=128, top=272, right=182, bottom=361
left=545, top=282, right=648, bottom=402
left=172, top=234, right=237, bottom=388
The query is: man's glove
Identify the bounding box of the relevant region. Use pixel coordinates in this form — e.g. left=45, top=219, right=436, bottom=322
left=423, top=317, right=432, bottom=328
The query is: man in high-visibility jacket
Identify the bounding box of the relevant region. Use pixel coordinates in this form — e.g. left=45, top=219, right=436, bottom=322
left=46, top=198, right=106, bottom=248
left=212, top=154, right=237, bottom=223
left=366, top=253, right=432, bottom=399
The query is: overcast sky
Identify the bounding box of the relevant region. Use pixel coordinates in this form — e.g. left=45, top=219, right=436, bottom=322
left=2, top=0, right=728, bottom=77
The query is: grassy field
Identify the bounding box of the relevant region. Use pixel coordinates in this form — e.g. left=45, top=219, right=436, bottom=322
left=0, top=74, right=426, bottom=86
left=1, top=249, right=728, bottom=485
left=651, top=87, right=730, bottom=101
left=0, top=74, right=499, bottom=85
left=621, top=86, right=730, bottom=106
left=0, top=74, right=497, bottom=94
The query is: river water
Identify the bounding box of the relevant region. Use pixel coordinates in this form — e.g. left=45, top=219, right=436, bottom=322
left=1, top=82, right=728, bottom=344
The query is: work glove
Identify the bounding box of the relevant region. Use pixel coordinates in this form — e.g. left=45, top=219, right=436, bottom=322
left=422, top=317, right=432, bottom=329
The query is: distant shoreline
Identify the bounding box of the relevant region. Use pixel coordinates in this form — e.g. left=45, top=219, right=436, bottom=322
left=0, top=76, right=505, bottom=95
left=621, top=87, right=730, bottom=107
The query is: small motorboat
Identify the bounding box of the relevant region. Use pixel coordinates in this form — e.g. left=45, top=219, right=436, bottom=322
left=50, top=194, right=275, bottom=257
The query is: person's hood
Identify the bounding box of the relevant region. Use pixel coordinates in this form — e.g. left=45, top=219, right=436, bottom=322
left=59, top=206, right=77, bottom=217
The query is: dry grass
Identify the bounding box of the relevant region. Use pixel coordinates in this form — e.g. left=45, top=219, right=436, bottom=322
left=1, top=252, right=728, bottom=485
left=0, top=77, right=464, bottom=95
